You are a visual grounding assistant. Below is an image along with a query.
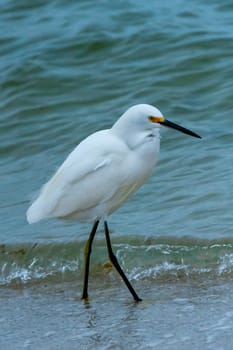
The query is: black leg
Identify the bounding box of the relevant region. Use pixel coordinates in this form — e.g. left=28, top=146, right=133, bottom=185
left=104, top=221, right=142, bottom=302
left=81, top=220, right=99, bottom=301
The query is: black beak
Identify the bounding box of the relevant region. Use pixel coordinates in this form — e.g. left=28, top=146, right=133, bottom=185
left=159, top=119, right=201, bottom=139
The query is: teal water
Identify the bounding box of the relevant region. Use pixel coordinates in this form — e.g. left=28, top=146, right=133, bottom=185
left=1, top=0, right=233, bottom=349
left=1, top=0, right=233, bottom=243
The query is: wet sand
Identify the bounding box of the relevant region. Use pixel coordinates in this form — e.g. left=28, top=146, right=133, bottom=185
left=1, top=278, right=233, bottom=350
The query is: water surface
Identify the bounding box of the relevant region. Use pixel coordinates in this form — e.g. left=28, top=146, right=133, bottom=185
left=1, top=0, right=233, bottom=349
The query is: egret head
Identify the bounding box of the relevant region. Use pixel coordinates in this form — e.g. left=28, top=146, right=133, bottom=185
left=113, top=104, right=201, bottom=140
left=112, top=104, right=163, bottom=136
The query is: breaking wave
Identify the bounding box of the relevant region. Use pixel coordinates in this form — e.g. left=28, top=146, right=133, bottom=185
left=1, top=236, right=233, bottom=287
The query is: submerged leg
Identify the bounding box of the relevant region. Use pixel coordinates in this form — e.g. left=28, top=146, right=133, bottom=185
left=104, top=221, right=142, bottom=302
left=82, top=220, right=99, bottom=301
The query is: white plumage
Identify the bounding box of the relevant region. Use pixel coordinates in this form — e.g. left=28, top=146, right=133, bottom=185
left=27, top=104, right=162, bottom=224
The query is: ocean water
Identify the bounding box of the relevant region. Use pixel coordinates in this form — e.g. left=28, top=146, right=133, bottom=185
left=1, top=0, right=233, bottom=349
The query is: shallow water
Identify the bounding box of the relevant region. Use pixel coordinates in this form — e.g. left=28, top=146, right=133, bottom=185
left=1, top=279, right=233, bottom=350
left=1, top=0, right=233, bottom=348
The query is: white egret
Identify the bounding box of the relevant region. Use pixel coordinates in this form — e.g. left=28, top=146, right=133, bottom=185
left=27, top=104, right=201, bottom=301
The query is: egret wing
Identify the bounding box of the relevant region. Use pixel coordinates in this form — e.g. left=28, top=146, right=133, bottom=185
left=27, top=130, right=127, bottom=223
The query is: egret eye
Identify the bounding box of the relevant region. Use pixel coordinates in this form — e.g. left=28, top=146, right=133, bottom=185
left=148, top=116, right=165, bottom=123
